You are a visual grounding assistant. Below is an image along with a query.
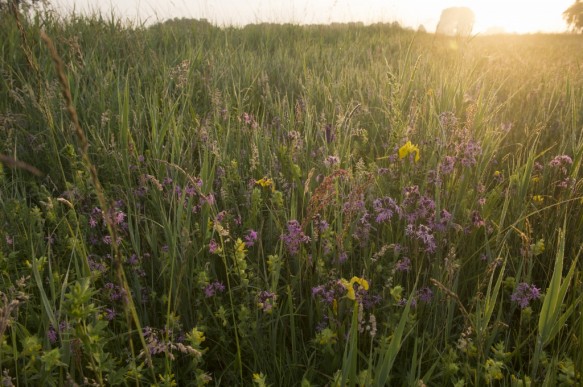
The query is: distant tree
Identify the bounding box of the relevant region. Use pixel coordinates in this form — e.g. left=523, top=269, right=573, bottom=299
left=0, top=0, right=44, bottom=12
left=436, top=7, right=475, bottom=37
left=563, top=0, right=583, bottom=32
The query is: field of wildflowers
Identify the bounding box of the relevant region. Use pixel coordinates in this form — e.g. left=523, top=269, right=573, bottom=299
left=1, top=9, right=582, bottom=386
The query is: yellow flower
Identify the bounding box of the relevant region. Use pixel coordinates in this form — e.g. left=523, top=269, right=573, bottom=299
left=349, top=276, right=369, bottom=291
left=187, top=327, right=206, bottom=347
left=235, top=238, right=247, bottom=255
left=340, top=276, right=370, bottom=300
left=531, top=239, right=545, bottom=256
left=252, top=372, right=267, bottom=387
left=532, top=195, right=544, bottom=204
left=255, top=177, right=274, bottom=189
left=493, top=170, right=502, bottom=177
left=398, top=141, right=420, bottom=162
left=315, top=328, right=337, bottom=346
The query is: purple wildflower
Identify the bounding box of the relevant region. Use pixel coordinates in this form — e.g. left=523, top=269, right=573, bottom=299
left=312, top=282, right=343, bottom=305
left=105, top=308, right=117, bottom=321
left=104, top=282, right=126, bottom=301
left=185, top=184, right=197, bottom=197
left=45, top=234, right=55, bottom=245
left=440, top=156, right=456, bottom=175
left=549, top=155, right=573, bottom=171
left=557, top=177, right=575, bottom=189
left=417, top=196, right=436, bottom=220
left=324, top=155, right=340, bottom=167
left=281, top=220, right=310, bottom=256
left=114, top=211, right=125, bottom=225
left=337, top=251, right=348, bottom=264
left=417, top=287, right=433, bottom=303
left=127, top=254, right=139, bottom=265
left=401, top=191, right=438, bottom=225
left=459, top=140, right=482, bottom=167
left=406, top=224, right=437, bottom=253
left=362, top=293, right=382, bottom=310
left=133, top=186, right=148, bottom=197
left=352, top=212, right=372, bottom=246
left=427, top=170, right=442, bottom=185
left=416, top=225, right=437, bottom=253
left=204, top=281, right=226, bottom=298
left=511, top=282, right=541, bottom=308
left=58, top=320, right=69, bottom=332
left=471, top=210, right=485, bottom=228
left=257, top=290, right=277, bottom=313
left=343, top=195, right=366, bottom=215
left=315, top=319, right=329, bottom=333
left=323, top=123, right=335, bottom=143
left=88, top=255, right=107, bottom=273
left=244, top=229, right=258, bottom=247
left=215, top=211, right=226, bottom=223
left=47, top=325, right=58, bottom=344
left=209, top=239, right=219, bottom=254
left=432, top=209, right=452, bottom=232
left=243, top=112, right=255, bottom=126
left=314, top=216, right=329, bottom=234
left=398, top=297, right=417, bottom=308
left=395, top=257, right=411, bottom=272
left=373, top=196, right=401, bottom=223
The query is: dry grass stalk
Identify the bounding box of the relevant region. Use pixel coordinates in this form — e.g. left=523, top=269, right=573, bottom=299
left=0, top=154, right=42, bottom=176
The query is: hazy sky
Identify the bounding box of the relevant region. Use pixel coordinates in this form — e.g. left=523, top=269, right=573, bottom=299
left=51, top=0, right=574, bottom=34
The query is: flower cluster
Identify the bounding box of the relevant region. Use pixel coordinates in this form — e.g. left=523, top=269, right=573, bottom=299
left=203, top=281, right=226, bottom=298
left=373, top=197, right=401, bottom=223
left=312, top=280, right=346, bottom=305
left=549, top=155, right=573, bottom=174
left=257, top=290, right=277, bottom=313
left=281, top=220, right=310, bottom=256
left=244, top=229, right=258, bottom=247
left=511, top=282, right=541, bottom=309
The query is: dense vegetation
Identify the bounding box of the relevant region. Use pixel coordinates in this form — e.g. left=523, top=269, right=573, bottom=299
left=1, top=10, right=582, bottom=386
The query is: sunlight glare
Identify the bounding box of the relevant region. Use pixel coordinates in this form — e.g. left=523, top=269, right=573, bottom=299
left=469, top=0, right=572, bottom=34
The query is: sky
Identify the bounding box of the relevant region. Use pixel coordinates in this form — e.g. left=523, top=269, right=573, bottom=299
left=51, top=0, right=575, bottom=34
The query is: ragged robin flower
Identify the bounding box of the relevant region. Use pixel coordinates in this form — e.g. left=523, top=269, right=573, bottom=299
left=398, top=141, right=420, bottom=162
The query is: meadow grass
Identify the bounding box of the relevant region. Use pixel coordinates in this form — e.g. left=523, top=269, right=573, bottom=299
left=1, top=8, right=583, bottom=386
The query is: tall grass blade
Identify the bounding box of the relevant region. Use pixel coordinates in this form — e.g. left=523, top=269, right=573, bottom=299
left=533, top=225, right=580, bottom=378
